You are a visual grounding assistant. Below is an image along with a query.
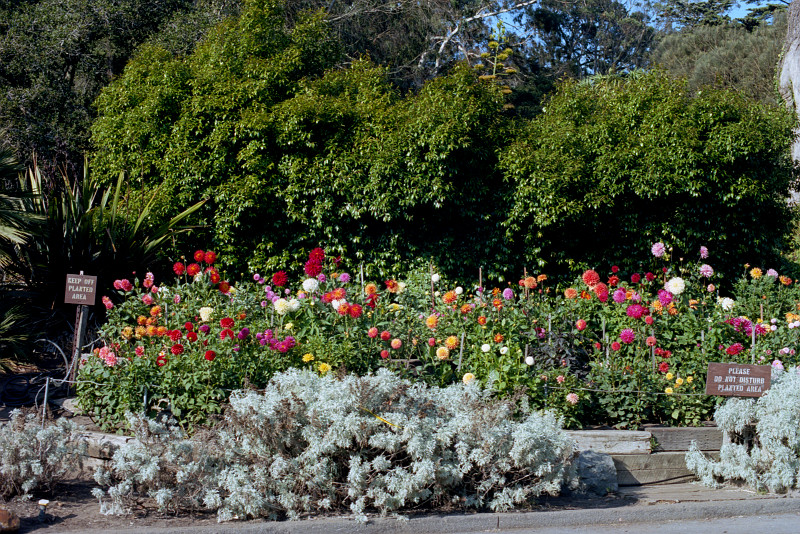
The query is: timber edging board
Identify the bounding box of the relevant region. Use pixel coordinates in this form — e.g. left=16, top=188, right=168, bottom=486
left=644, top=425, right=723, bottom=452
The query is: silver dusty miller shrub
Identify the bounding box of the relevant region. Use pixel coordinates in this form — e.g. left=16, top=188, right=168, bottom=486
left=94, top=368, right=575, bottom=521
left=686, top=366, right=800, bottom=492
left=0, top=410, right=86, bottom=498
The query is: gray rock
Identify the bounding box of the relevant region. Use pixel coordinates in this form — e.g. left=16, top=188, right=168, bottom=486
left=566, top=450, right=618, bottom=496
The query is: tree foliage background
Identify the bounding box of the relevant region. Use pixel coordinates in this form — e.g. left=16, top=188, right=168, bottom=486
left=0, top=0, right=797, bottom=288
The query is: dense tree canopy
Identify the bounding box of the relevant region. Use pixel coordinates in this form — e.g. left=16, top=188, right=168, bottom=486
left=652, top=11, right=786, bottom=104
left=518, top=0, right=656, bottom=78
left=0, top=0, right=238, bottom=176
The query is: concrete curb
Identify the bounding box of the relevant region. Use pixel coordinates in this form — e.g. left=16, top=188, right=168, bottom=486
left=76, top=494, right=800, bottom=534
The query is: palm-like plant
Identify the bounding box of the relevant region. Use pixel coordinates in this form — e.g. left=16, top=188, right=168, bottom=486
left=0, top=149, right=42, bottom=268
left=0, top=149, right=44, bottom=369
left=6, top=158, right=205, bottom=347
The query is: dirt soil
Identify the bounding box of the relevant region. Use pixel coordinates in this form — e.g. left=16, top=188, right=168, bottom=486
left=1, top=479, right=635, bottom=533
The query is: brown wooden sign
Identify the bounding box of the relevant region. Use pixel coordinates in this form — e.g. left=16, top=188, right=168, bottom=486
left=706, top=363, right=771, bottom=397
left=64, top=274, right=97, bottom=306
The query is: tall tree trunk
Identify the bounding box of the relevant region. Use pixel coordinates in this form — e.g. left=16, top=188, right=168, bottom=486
left=779, top=0, right=800, bottom=162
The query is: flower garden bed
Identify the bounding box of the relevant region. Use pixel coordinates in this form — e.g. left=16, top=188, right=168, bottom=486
left=75, top=244, right=800, bottom=433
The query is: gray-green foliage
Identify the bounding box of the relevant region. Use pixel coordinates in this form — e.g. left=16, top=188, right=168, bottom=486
left=652, top=13, right=787, bottom=105
left=94, top=369, right=575, bottom=521
left=687, top=367, right=800, bottom=492
left=0, top=410, right=87, bottom=498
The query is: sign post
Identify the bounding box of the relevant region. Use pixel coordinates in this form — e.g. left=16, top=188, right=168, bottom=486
left=705, top=363, right=771, bottom=397
left=65, top=273, right=96, bottom=388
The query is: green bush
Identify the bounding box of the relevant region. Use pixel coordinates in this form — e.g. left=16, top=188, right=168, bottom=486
left=501, top=70, right=796, bottom=281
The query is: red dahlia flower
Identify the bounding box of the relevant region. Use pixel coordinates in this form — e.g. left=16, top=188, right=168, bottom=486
left=171, top=344, right=184, bottom=355
left=187, top=332, right=198, bottom=342
left=184, top=322, right=194, bottom=331
left=204, top=251, right=216, bottom=264
left=220, top=317, right=234, bottom=328
left=309, top=247, right=325, bottom=263
left=204, top=350, right=216, bottom=361
left=173, top=262, right=186, bottom=275
left=304, top=260, right=322, bottom=277
left=219, top=281, right=230, bottom=293
left=726, top=343, right=744, bottom=356
left=349, top=304, right=363, bottom=318
left=187, top=263, right=201, bottom=276
left=156, top=355, right=168, bottom=367
left=194, top=250, right=205, bottom=262
left=582, top=270, right=600, bottom=287
left=272, top=270, right=288, bottom=287
left=380, top=330, right=391, bottom=341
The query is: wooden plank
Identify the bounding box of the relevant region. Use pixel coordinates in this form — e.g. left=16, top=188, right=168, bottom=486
left=79, top=431, right=136, bottom=460
left=644, top=425, right=723, bottom=452
left=613, top=452, right=719, bottom=486
left=566, top=430, right=651, bottom=454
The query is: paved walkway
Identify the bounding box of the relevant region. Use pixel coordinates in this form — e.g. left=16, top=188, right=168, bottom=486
left=69, top=482, right=800, bottom=534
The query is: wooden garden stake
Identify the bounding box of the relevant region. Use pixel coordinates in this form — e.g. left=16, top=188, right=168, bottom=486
left=41, top=377, right=50, bottom=428
left=651, top=328, right=655, bottom=370
left=701, top=330, right=705, bottom=357
left=430, top=262, right=436, bottom=310
left=523, top=267, right=528, bottom=300
left=478, top=267, right=483, bottom=302
left=457, top=332, right=465, bottom=371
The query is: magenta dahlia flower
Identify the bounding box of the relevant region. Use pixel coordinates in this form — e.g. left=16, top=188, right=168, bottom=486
left=619, top=328, right=635, bottom=344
